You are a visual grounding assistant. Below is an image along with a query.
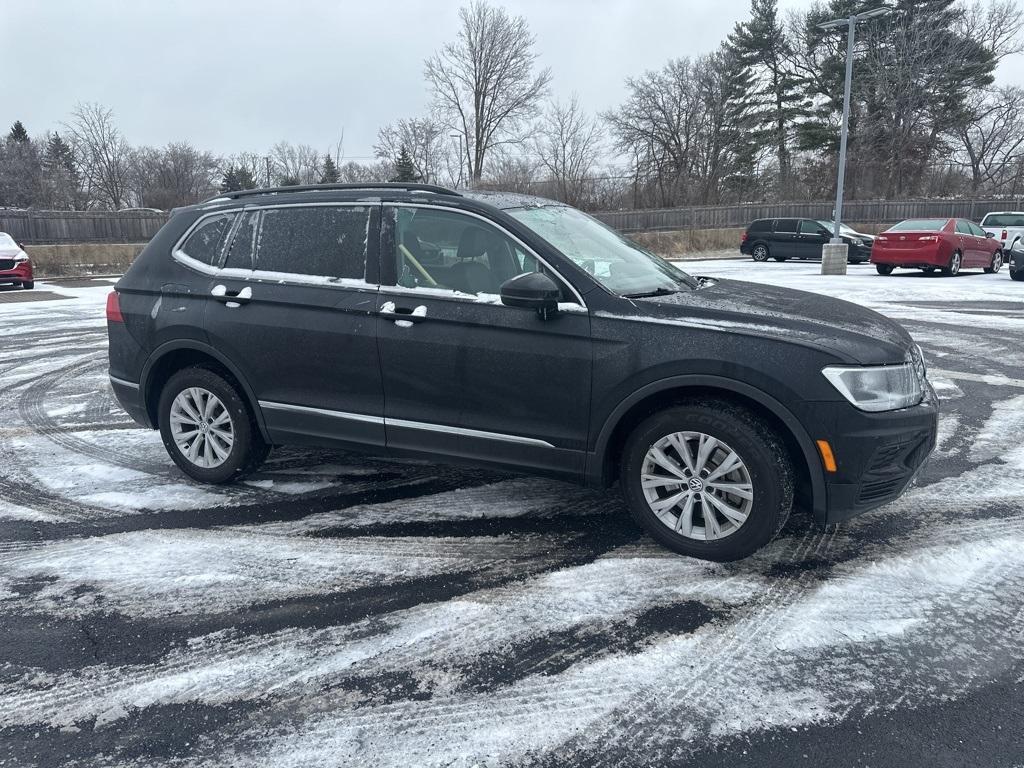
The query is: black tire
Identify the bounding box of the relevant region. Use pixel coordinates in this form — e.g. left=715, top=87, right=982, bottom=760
left=157, top=366, right=268, bottom=483
left=1011, top=268, right=1024, bottom=282
left=619, top=401, right=794, bottom=562
left=941, top=251, right=962, bottom=277
left=751, top=244, right=770, bottom=262
left=876, top=264, right=894, bottom=275
left=773, top=256, right=789, bottom=262
left=22, top=280, right=33, bottom=290
left=984, top=251, right=1003, bottom=274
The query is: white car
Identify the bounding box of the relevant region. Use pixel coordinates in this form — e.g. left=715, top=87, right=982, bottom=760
left=979, top=211, right=1024, bottom=252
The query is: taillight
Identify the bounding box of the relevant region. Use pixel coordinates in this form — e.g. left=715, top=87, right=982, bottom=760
left=106, top=291, right=123, bottom=323
left=741, top=232, right=749, bottom=242
left=1002, top=229, right=1008, bottom=240
left=917, top=236, right=938, bottom=242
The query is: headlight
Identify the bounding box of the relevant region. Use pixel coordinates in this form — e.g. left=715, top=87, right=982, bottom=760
left=822, top=362, right=924, bottom=412
left=13, top=253, right=28, bottom=263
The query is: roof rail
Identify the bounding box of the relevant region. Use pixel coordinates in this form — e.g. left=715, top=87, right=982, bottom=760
left=208, top=182, right=461, bottom=202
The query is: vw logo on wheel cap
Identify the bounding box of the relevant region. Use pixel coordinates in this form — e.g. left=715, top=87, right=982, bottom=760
left=688, top=477, right=704, bottom=492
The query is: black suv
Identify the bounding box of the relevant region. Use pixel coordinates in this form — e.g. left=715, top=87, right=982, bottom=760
left=107, top=183, right=937, bottom=561
left=741, top=218, right=872, bottom=263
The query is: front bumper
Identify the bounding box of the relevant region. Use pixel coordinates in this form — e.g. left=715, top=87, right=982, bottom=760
left=0, top=261, right=33, bottom=284
left=806, top=386, right=939, bottom=525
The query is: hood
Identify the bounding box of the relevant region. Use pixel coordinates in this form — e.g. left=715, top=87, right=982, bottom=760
left=630, top=278, right=912, bottom=365
left=0, top=245, right=25, bottom=259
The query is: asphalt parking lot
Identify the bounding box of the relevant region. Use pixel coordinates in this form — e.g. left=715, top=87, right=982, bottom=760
left=1, top=261, right=1023, bottom=767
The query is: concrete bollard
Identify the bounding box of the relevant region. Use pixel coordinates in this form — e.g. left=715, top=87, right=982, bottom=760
left=821, top=242, right=849, bottom=275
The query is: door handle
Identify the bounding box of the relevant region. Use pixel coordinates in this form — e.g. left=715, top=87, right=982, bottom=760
left=212, top=284, right=252, bottom=306
left=379, top=301, right=427, bottom=326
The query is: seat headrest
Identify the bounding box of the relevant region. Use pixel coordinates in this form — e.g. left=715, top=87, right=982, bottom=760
left=457, top=227, right=496, bottom=260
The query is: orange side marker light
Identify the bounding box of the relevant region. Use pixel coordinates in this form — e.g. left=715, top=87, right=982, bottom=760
left=816, top=440, right=838, bottom=473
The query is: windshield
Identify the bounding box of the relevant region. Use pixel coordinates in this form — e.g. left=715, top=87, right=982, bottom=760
left=888, top=219, right=947, bottom=232
left=0, top=233, right=16, bottom=248
left=508, top=205, right=698, bottom=296
left=981, top=213, right=1024, bottom=227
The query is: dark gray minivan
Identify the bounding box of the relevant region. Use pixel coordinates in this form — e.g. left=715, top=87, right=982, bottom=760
left=107, top=183, right=937, bottom=561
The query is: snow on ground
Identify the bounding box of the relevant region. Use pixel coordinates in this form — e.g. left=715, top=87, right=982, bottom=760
left=0, top=271, right=1022, bottom=767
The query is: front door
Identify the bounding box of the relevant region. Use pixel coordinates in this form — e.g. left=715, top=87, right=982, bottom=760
left=375, top=204, right=593, bottom=478
left=796, top=219, right=829, bottom=259
left=203, top=203, right=386, bottom=449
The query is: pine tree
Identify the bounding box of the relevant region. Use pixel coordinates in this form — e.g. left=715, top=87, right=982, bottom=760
left=220, top=167, right=241, bottom=192
left=8, top=121, right=29, bottom=143
left=235, top=166, right=257, bottom=190
left=728, top=0, right=807, bottom=196
left=320, top=154, right=340, bottom=184
left=279, top=175, right=300, bottom=187
left=391, top=146, right=420, bottom=182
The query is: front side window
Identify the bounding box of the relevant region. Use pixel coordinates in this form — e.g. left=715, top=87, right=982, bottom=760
left=955, top=220, right=971, bottom=235
left=969, top=221, right=987, bottom=237
left=179, top=213, right=235, bottom=266
left=508, top=204, right=697, bottom=297
left=390, top=206, right=543, bottom=296
left=255, top=206, right=370, bottom=278
left=799, top=220, right=824, bottom=235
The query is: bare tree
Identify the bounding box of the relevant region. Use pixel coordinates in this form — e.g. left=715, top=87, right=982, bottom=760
left=534, top=95, right=603, bottom=206
left=64, top=102, right=132, bottom=209
left=479, top=146, right=539, bottom=193
left=962, top=0, right=1024, bottom=63
left=425, top=0, right=551, bottom=182
left=129, top=142, right=220, bottom=209
left=954, top=85, right=1024, bottom=191
left=375, top=117, right=446, bottom=183
left=270, top=141, right=322, bottom=185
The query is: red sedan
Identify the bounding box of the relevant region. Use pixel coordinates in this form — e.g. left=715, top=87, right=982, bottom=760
left=0, top=232, right=34, bottom=289
left=871, top=218, right=1003, bottom=277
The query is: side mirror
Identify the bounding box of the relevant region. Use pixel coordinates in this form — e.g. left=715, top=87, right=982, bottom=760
left=985, top=231, right=995, bottom=238
left=500, top=271, right=561, bottom=319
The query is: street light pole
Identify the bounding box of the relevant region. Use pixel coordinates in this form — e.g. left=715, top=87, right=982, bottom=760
left=818, top=6, right=891, bottom=271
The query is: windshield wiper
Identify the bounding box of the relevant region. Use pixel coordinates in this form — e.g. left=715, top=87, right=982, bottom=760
left=622, top=287, right=680, bottom=298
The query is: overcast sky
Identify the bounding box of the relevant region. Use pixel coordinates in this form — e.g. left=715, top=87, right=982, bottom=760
left=3, top=0, right=1023, bottom=163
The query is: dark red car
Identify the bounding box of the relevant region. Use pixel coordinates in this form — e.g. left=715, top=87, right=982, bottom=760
left=0, top=232, right=34, bottom=289
left=871, top=218, right=1003, bottom=277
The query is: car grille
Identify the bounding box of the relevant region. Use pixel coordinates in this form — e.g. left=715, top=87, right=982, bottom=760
left=857, top=430, right=934, bottom=505
left=0, top=259, right=15, bottom=271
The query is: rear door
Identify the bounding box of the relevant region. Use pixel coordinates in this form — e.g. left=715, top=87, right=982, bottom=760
left=796, top=219, right=829, bottom=259
left=771, top=219, right=799, bottom=259
left=203, top=203, right=385, bottom=450
left=375, top=204, right=593, bottom=478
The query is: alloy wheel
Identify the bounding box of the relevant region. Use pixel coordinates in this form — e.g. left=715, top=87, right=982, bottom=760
left=949, top=252, right=961, bottom=275
left=640, top=431, right=754, bottom=541
left=169, top=387, right=235, bottom=468
left=752, top=245, right=768, bottom=262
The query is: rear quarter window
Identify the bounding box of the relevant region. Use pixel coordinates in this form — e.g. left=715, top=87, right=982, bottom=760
left=748, top=219, right=771, bottom=232
left=178, top=213, right=236, bottom=266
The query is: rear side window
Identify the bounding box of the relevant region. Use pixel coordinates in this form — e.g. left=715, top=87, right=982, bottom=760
left=982, top=213, right=1024, bottom=227
left=748, top=219, right=771, bottom=232
left=255, top=206, right=370, bottom=279
left=775, top=219, right=798, bottom=233
left=179, top=213, right=235, bottom=266
left=224, top=211, right=258, bottom=270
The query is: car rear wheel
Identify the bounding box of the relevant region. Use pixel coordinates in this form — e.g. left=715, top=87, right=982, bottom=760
left=1011, top=268, right=1024, bottom=282
left=158, top=366, right=268, bottom=483
left=620, top=402, right=794, bottom=562
left=876, top=264, right=894, bottom=275
left=984, top=251, right=1003, bottom=274
left=751, top=244, right=770, bottom=262
left=942, top=251, right=962, bottom=277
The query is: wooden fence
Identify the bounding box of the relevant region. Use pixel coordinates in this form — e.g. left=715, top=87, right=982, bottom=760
left=4, top=198, right=1024, bottom=243
left=0, top=210, right=169, bottom=244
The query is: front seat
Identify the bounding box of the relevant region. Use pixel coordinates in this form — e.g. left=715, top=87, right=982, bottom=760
left=448, top=227, right=496, bottom=293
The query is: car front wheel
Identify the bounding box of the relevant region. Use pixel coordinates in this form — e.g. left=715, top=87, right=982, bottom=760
left=984, top=251, right=1003, bottom=274
left=1011, top=268, right=1024, bottom=282
left=620, top=402, right=794, bottom=562
left=158, top=366, right=268, bottom=483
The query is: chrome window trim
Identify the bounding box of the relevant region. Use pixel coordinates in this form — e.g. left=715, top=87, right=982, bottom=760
left=258, top=400, right=556, bottom=449
left=172, top=201, right=378, bottom=284
left=384, top=202, right=588, bottom=308
left=109, top=374, right=139, bottom=390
